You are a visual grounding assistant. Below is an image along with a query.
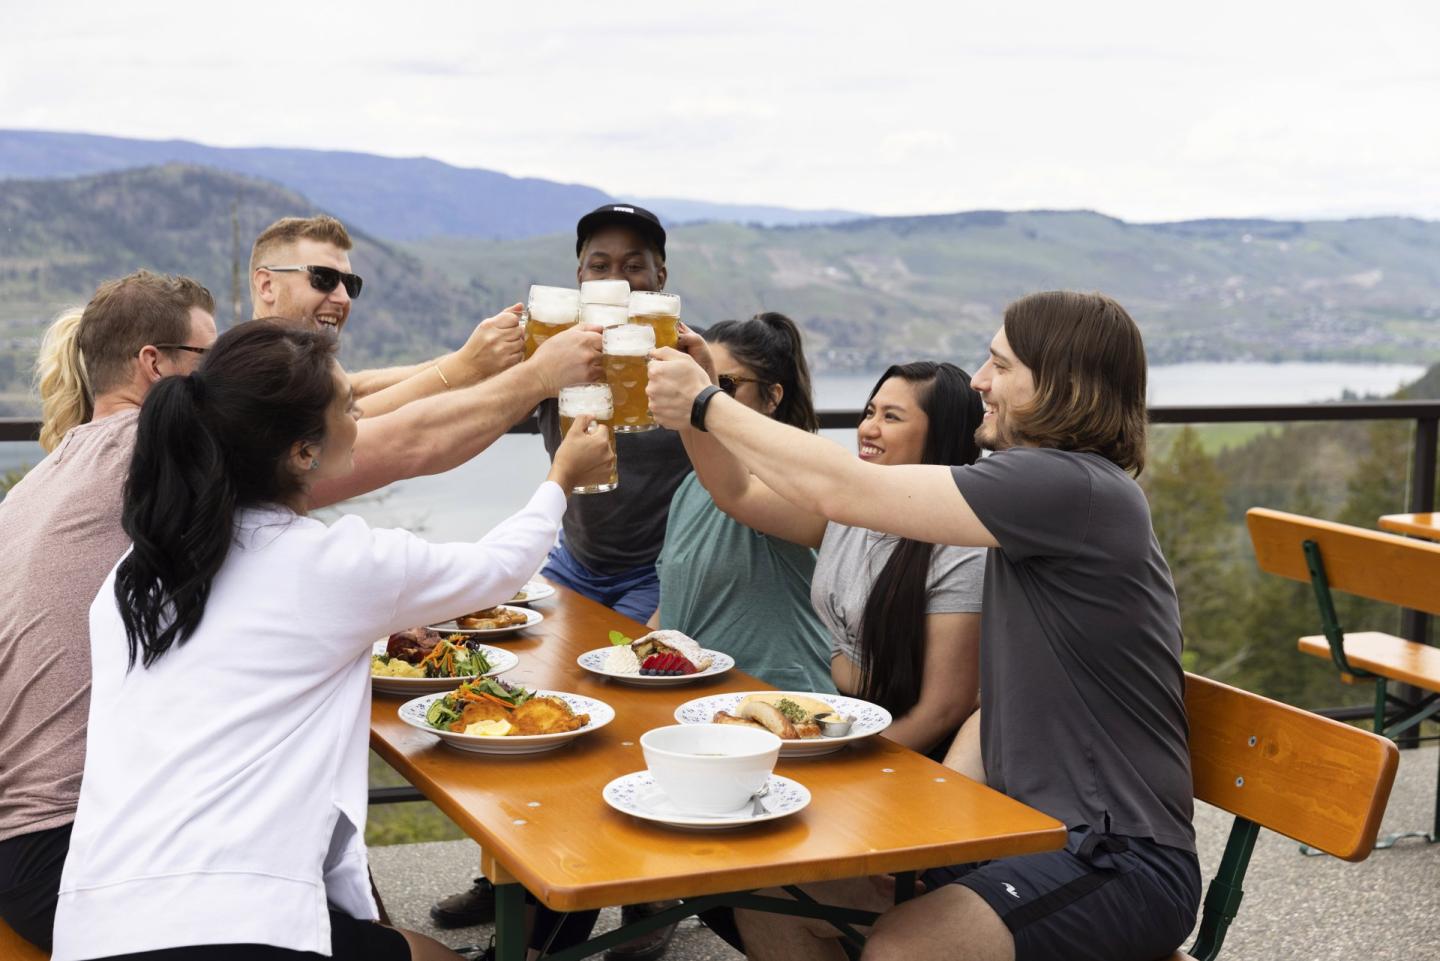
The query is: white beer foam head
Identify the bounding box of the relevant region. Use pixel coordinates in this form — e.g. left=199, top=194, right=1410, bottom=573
left=603, top=323, right=656, bottom=356
left=628, top=290, right=680, bottom=317
left=528, top=285, right=580, bottom=325
left=580, top=280, right=631, bottom=306
left=558, top=383, right=614, bottom=419
left=581, top=303, right=629, bottom=328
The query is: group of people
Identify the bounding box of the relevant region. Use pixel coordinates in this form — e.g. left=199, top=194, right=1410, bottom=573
left=0, top=202, right=1201, bottom=961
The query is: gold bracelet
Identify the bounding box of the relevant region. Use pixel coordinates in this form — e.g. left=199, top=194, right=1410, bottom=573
left=433, top=363, right=453, bottom=389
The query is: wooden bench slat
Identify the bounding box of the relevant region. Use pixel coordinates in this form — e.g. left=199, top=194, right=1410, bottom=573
left=1247, top=508, right=1440, bottom=617
left=1185, top=673, right=1398, bottom=862
left=1297, top=631, right=1440, bottom=694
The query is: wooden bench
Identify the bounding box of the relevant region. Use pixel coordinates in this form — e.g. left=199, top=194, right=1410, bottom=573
left=1247, top=507, right=1440, bottom=846
left=1167, top=673, right=1398, bottom=961
left=0, top=918, right=49, bottom=960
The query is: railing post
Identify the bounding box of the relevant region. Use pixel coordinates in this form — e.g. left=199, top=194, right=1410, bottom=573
left=1394, top=415, right=1438, bottom=749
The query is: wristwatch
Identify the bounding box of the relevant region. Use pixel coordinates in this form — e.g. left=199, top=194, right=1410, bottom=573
left=690, top=385, right=724, bottom=432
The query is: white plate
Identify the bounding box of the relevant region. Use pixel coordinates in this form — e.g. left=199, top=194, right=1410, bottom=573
left=398, top=690, right=614, bottom=755
left=603, top=771, right=810, bottom=829
left=509, top=580, right=556, bottom=605
left=672, top=691, right=891, bottom=757
left=369, top=641, right=517, bottom=695
left=576, top=647, right=735, bottom=686
left=429, top=605, right=543, bottom=639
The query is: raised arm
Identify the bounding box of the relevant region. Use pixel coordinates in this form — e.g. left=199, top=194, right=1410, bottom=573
left=348, top=306, right=527, bottom=413
left=310, top=324, right=601, bottom=507
left=680, top=427, right=828, bottom=549
left=648, top=351, right=998, bottom=548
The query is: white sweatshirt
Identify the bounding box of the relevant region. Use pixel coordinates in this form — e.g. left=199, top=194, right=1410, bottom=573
left=52, top=483, right=566, bottom=959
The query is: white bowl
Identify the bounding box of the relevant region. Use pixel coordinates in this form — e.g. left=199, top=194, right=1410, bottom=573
left=639, top=724, right=781, bottom=815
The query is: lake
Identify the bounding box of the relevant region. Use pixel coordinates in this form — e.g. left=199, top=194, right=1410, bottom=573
left=2, top=361, right=1430, bottom=540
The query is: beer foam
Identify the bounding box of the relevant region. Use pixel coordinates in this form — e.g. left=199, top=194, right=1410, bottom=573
left=527, top=285, right=580, bottom=325
left=603, top=323, right=656, bottom=356
left=580, top=280, right=631, bottom=306
left=628, top=291, right=680, bottom=317
left=558, top=383, right=613, bottom=419
left=581, top=303, right=629, bottom=328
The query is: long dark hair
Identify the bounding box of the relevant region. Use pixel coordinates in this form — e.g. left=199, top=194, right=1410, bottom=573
left=705, top=312, right=819, bottom=432
left=856, top=362, right=982, bottom=727
left=115, top=320, right=338, bottom=668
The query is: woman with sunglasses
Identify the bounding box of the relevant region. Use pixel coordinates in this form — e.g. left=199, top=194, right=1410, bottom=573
left=676, top=349, right=985, bottom=756
left=650, top=312, right=835, bottom=693
left=49, top=320, right=612, bottom=961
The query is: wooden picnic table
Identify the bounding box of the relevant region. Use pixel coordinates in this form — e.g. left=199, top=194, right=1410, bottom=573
left=369, top=582, right=1067, bottom=960
left=1379, top=512, right=1440, bottom=541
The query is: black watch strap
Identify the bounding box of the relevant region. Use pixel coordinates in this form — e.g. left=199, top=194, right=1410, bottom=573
left=690, top=385, right=724, bottom=432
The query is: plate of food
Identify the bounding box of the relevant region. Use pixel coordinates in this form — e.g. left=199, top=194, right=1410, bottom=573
left=673, top=691, right=892, bottom=757
left=370, top=628, right=517, bottom=695
left=602, top=772, right=811, bottom=830
left=430, top=605, right=542, bottom=638
left=508, top=580, right=556, bottom=605
left=399, top=677, right=614, bottom=755
left=577, top=630, right=734, bottom=686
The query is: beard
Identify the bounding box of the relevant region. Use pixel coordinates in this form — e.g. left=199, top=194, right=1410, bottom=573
left=975, top=414, right=1013, bottom=452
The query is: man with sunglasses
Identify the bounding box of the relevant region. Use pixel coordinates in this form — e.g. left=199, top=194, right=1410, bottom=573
left=250, top=214, right=602, bottom=508
left=251, top=215, right=527, bottom=416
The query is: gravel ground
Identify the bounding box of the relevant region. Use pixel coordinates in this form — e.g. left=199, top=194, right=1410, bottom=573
left=370, top=746, right=1440, bottom=960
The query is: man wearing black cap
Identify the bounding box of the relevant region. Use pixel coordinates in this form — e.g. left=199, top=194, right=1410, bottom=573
left=430, top=204, right=690, bottom=961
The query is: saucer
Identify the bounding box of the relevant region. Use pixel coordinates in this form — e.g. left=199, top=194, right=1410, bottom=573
left=601, top=772, right=810, bottom=829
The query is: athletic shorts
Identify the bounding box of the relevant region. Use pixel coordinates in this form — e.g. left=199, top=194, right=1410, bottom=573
left=88, top=909, right=409, bottom=961
left=922, top=828, right=1200, bottom=961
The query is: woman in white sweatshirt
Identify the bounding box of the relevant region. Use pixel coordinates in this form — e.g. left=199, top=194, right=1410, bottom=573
left=52, top=320, right=613, bottom=961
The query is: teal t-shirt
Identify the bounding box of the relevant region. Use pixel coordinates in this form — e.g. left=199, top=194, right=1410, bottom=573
left=656, top=474, right=836, bottom=693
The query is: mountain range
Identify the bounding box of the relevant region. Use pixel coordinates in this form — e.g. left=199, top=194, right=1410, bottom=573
left=0, top=130, right=866, bottom=239
left=1, top=162, right=1438, bottom=415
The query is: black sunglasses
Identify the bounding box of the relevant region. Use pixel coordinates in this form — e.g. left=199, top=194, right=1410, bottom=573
left=154, top=344, right=208, bottom=355
left=263, top=264, right=364, bottom=299
left=718, top=374, right=767, bottom=396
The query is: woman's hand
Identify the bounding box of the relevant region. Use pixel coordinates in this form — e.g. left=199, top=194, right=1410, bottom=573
left=548, top=413, right=614, bottom=492
left=646, top=348, right=713, bottom=430
left=675, top=322, right=717, bottom=383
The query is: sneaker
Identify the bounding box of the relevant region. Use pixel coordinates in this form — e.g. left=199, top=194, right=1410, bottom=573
left=603, top=901, right=681, bottom=961
left=431, top=877, right=497, bottom=929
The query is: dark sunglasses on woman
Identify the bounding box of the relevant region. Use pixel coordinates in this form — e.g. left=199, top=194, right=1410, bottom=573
left=263, top=264, right=364, bottom=299
left=718, top=374, right=766, bottom=396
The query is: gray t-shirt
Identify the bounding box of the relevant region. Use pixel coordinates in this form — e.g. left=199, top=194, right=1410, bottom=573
left=810, top=521, right=985, bottom=665
left=951, top=447, right=1195, bottom=852
left=538, top=400, right=692, bottom=575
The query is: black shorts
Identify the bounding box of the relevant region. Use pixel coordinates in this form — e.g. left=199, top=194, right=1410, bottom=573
left=0, top=821, right=72, bottom=951
left=922, top=828, right=1200, bottom=961
left=88, top=909, right=409, bottom=960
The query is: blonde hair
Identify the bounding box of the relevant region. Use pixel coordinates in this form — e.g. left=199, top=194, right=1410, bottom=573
left=250, top=215, right=353, bottom=277
left=35, top=306, right=92, bottom=452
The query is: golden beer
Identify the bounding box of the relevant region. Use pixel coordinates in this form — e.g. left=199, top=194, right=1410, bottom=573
left=558, top=384, right=618, bottom=494
left=523, top=285, right=580, bottom=359
left=602, top=323, right=657, bottom=432
left=627, top=291, right=681, bottom=350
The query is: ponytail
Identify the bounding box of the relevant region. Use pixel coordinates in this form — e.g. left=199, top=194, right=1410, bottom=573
left=707, top=312, right=819, bottom=432
left=115, top=375, right=236, bottom=667
left=35, top=307, right=91, bottom=451
left=854, top=363, right=983, bottom=729
left=114, top=320, right=337, bottom=669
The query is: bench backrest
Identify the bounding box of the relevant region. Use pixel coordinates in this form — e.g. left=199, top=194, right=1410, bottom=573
left=1185, top=672, right=1397, bottom=860
left=1247, top=507, right=1440, bottom=617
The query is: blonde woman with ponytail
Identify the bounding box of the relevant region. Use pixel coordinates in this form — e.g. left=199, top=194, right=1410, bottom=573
left=34, top=307, right=91, bottom=452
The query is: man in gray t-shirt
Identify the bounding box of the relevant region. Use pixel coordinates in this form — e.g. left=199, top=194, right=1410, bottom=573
left=647, top=290, right=1201, bottom=961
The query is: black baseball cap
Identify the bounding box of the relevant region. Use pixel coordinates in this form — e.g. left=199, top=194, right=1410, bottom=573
left=575, top=203, right=667, bottom=260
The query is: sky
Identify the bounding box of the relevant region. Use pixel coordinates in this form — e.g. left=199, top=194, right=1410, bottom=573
left=3, top=0, right=1438, bottom=222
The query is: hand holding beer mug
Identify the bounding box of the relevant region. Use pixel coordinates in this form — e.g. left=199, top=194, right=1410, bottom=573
left=556, top=384, right=619, bottom=493
left=523, top=285, right=580, bottom=359
left=646, top=348, right=714, bottom=430
left=603, top=323, right=657, bottom=431
left=530, top=324, right=603, bottom=396
left=464, top=303, right=525, bottom=379
left=628, top=291, right=681, bottom=350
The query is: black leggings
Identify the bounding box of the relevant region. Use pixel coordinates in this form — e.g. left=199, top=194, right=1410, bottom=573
left=0, top=821, right=71, bottom=951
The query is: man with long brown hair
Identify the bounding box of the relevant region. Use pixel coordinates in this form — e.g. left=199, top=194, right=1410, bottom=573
left=647, top=291, right=1199, bottom=961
